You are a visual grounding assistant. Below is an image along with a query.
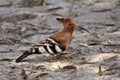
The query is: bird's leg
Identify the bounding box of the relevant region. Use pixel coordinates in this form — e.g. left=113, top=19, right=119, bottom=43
left=50, top=53, right=67, bottom=61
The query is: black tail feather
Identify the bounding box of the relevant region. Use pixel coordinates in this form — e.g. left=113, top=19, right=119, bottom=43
left=16, top=51, right=32, bottom=63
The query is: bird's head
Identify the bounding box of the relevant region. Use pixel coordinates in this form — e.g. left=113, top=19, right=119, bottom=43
left=56, top=18, right=90, bottom=33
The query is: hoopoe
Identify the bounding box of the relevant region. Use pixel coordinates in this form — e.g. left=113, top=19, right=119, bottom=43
left=16, top=18, right=89, bottom=62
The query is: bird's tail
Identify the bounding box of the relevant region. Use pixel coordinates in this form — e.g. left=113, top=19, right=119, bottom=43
left=16, top=45, right=44, bottom=63
left=16, top=50, right=32, bottom=63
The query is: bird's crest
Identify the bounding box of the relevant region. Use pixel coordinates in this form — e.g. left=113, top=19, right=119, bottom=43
left=56, top=18, right=77, bottom=26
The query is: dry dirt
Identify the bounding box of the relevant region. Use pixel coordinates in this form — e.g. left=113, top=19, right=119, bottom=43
left=0, top=0, right=120, bottom=80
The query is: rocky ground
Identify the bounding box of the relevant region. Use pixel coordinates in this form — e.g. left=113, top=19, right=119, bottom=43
left=0, top=0, right=120, bottom=80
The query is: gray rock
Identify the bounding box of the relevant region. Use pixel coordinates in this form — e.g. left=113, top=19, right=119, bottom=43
left=90, top=2, right=117, bottom=12
left=81, top=0, right=99, bottom=5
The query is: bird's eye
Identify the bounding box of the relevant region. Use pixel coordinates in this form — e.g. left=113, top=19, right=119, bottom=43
left=68, top=24, right=73, bottom=26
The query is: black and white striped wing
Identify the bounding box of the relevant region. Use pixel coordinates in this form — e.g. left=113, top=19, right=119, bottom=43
left=31, top=43, right=65, bottom=54
left=16, top=37, right=65, bottom=62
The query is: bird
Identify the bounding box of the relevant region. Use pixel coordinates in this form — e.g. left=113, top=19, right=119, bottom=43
left=16, top=18, right=89, bottom=63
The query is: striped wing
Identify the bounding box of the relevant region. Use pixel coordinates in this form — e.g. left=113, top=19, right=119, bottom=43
left=16, top=37, right=65, bottom=62
left=31, top=42, right=65, bottom=54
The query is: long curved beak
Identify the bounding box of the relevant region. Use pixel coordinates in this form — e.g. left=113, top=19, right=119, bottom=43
left=75, top=24, right=90, bottom=33
left=78, top=26, right=90, bottom=33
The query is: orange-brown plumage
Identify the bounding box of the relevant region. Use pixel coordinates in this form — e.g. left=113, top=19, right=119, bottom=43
left=50, top=18, right=76, bottom=48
